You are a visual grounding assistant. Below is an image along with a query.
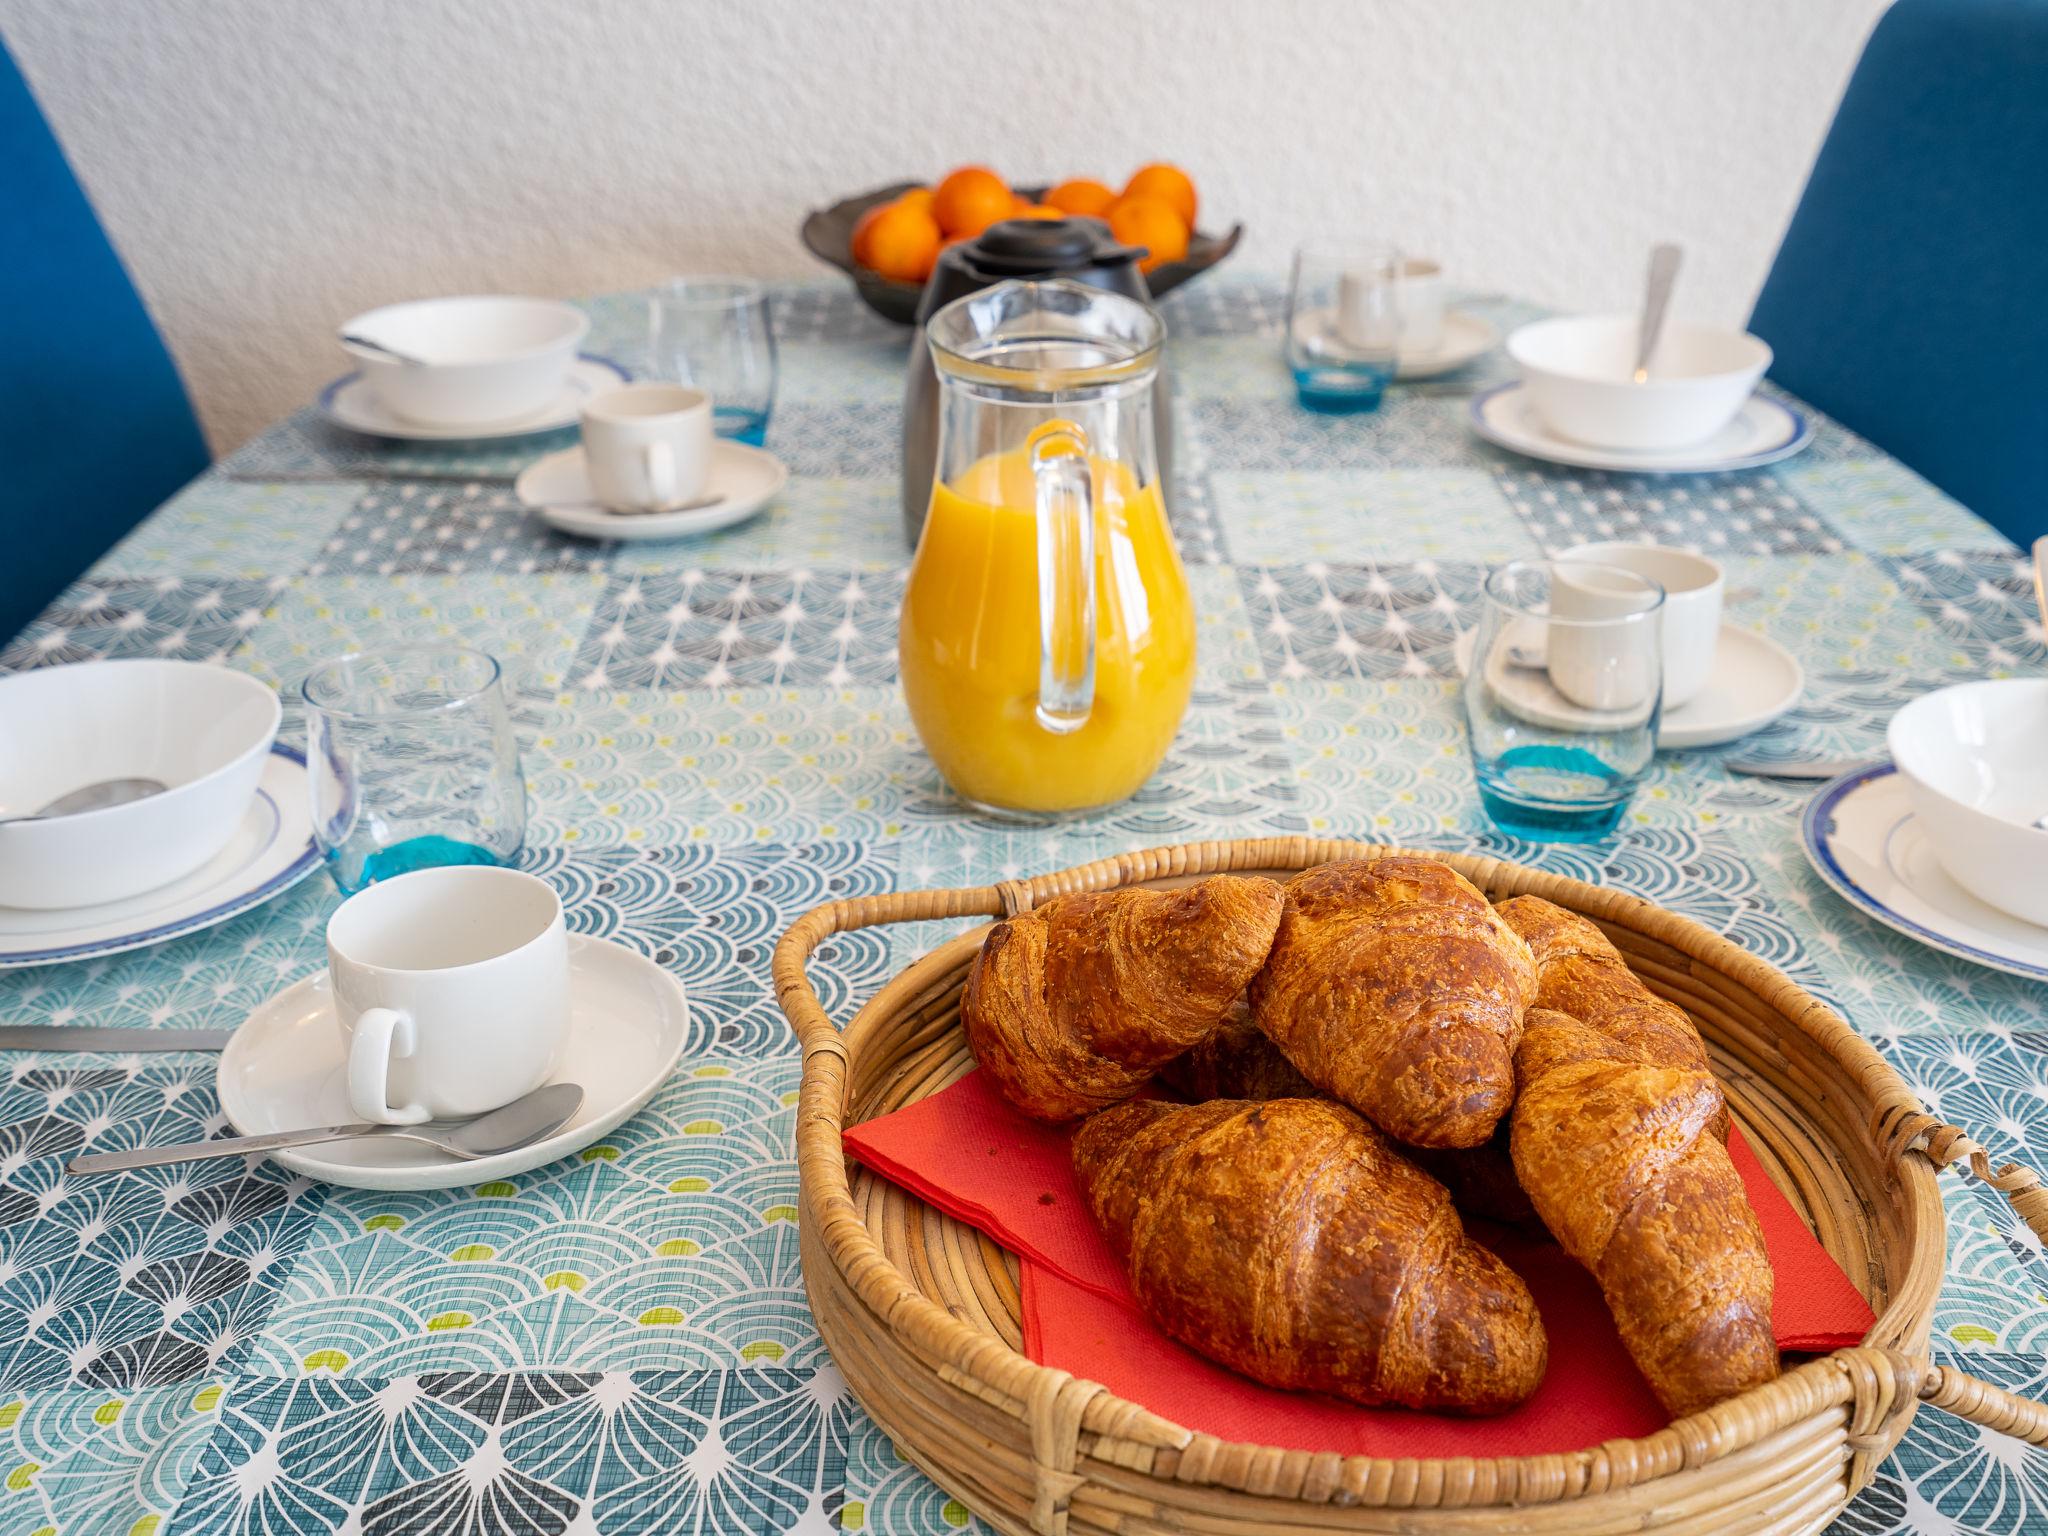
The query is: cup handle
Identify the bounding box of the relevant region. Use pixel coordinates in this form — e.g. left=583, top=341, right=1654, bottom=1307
left=643, top=442, right=677, bottom=511
left=346, top=1006, right=430, bottom=1125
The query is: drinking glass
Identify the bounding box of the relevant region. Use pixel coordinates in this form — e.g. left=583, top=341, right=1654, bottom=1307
left=647, top=278, right=777, bottom=445
left=1464, top=560, right=1664, bottom=841
left=1285, top=244, right=1401, bottom=413
left=303, top=646, right=527, bottom=893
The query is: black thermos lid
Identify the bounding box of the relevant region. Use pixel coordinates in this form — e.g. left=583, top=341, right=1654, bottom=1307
left=916, top=216, right=1155, bottom=323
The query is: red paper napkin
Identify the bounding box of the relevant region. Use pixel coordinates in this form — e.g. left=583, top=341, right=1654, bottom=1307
left=844, top=1069, right=1875, bottom=1455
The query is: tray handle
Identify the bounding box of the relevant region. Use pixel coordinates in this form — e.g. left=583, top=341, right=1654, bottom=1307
left=1863, top=1107, right=2048, bottom=1447
left=1918, top=1359, right=2048, bottom=1444
left=1877, top=1103, right=2048, bottom=1247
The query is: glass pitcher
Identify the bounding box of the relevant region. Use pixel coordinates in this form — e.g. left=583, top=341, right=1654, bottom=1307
left=899, top=279, right=1195, bottom=817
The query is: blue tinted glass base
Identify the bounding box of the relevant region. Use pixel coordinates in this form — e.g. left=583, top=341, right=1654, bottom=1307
left=714, top=406, right=770, bottom=447
left=334, top=834, right=508, bottom=893
left=1293, top=365, right=1392, bottom=414
left=1474, top=745, right=1635, bottom=842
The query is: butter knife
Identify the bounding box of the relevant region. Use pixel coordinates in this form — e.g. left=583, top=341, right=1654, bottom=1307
left=0, top=1026, right=234, bottom=1052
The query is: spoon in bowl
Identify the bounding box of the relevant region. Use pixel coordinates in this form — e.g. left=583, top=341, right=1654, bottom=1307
left=338, top=332, right=431, bottom=367
left=1633, top=243, right=1683, bottom=384
left=66, top=1082, right=585, bottom=1174
left=0, top=776, right=167, bottom=825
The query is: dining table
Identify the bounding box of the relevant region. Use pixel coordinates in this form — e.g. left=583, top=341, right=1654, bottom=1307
left=0, top=272, right=2042, bottom=1536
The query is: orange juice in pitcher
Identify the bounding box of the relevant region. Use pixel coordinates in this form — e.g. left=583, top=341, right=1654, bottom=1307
left=898, top=281, right=1194, bottom=816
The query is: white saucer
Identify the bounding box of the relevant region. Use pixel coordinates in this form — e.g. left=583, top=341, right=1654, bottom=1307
left=1470, top=382, right=1813, bottom=473
left=1290, top=307, right=1500, bottom=382
left=1397, top=310, right=1501, bottom=379
left=516, top=440, right=789, bottom=542
left=319, top=355, right=629, bottom=441
left=0, top=747, right=320, bottom=969
left=218, top=932, right=691, bottom=1190
left=1453, top=622, right=1804, bottom=750
left=1803, top=765, right=2048, bottom=982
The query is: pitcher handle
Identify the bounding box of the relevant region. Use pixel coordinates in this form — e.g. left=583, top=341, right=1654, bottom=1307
left=1030, top=422, right=1096, bottom=735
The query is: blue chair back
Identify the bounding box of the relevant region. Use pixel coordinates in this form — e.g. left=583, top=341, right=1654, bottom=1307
left=0, top=36, right=208, bottom=644
left=1749, top=0, right=2048, bottom=548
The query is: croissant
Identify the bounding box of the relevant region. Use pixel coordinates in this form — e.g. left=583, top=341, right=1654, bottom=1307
left=962, top=875, right=1285, bottom=1121
left=1496, top=897, right=1777, bottom=1418
left=1156, top=993, right=1316, bottom=1101
left=1412, top=1130, right=1542, bottom=1230
left=1073, top=1097, right=1548, bottom=1413
left=1248, top=857, right=1537, bottom=1148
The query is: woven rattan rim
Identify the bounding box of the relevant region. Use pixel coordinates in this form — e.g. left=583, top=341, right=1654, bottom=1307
left=777, top=836, right=2048, bottom=1527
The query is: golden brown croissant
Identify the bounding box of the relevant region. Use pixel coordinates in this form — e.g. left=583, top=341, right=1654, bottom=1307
left=1412, top=1130, right=1542, bottom=1230
left=1248, top=857, right=1537, bottom=1148
left=1156, top=994, right=1316, bottom=1101
left=1072, top=1097, right=1547, bottom=1413
left=961, top=875, right=1284, bottom=1121
left=1496, top=897, right=1777, bottom=1418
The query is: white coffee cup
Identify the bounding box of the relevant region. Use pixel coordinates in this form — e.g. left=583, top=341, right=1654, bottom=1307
left=327, top=865, right=571, bottom=1125
left=1546, top=560, right=1665, bottom=715
left=1396, top=257, right=1445, bottom=353
left=1558, top=542, right=1724, bottom=709
left=581, top=382, right=713, bottom=513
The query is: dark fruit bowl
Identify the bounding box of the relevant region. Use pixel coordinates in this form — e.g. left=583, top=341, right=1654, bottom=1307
left=801, top=180, right=1244, bottom=326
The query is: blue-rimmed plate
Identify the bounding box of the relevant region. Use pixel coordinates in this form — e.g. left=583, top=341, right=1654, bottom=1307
left=318, top=354, right=629, bottom=442
left=1471, top=382, right=1812, bottom=474
left=0, top=746, right=322, bottom=969
left=1800, top=762, right=2048, bottom=982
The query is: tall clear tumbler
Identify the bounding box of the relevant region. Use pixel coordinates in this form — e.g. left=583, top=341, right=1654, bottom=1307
left=302, top=646, right=527, bottom=893
left=1464, top=560, right=1664, bottom=842
left=646, top=278, right=777, bottom=445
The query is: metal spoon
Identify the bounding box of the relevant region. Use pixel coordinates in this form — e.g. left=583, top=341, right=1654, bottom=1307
left=66, top=1082, right=584, bottom=1174
left=338, top=332, right=431, bottom=367
left=1722, top=756, right=1878, bottom=781
left=1633, top=243, right=1683, bottom=384
left=0, top=776, right=168, bottom=825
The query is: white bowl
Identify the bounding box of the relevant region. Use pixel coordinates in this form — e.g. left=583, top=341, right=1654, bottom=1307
left=339, top=296, right=590, bottom=429
left=1888, top=679, right=2048, bottom=928
left=0, top=661, right=282, bottom=910
left=1507, top=314, right=1772, bottom=451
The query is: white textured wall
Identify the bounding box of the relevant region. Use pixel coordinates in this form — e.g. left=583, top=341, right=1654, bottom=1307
left=4, top=0, right=1886, bottom=453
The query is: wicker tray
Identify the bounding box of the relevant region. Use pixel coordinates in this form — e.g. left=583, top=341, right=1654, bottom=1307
left=777, top=838, right=2048, bottom=1535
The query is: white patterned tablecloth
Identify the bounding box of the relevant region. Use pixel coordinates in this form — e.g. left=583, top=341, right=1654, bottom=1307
left=1, top=277, right=2044, bottom=1536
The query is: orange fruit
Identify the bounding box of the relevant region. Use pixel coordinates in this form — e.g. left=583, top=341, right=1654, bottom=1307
left=850, top=203, right=889, bottom=267
left=1107, top=195, right=1190, bottom=273
left=932, top=166, right=1013, bottom=238
left=1044, top=178, right=1117, bottom=218
left=1123, top=163, right=1198, bottom=231
left=898, top=186, right=935, bottom=210
left=862, top=200, right=942, bottom=283
left=1009, top=201, right=1065, bottom=221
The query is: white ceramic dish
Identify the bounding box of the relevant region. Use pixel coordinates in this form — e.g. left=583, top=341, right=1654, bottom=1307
left=516, top=441, right=788, bottom=542
left=1803, top=764, right=2048, bottom=983
left=1453, top=622, right=1803, bottom=750
left=1471, top=382, right=1811, bottom=474
left=320, top=354, right=627, bottom=442
left=0, top=746, right=319, bottom=968
left=340, top=296, right=590, bottom=428
left=1507, top=314, right=1772, bottom=451
left=0, top=661, right=282, bottom=909
left=1886, top=679, right=2048, bottom=927
left=217, top=931, right=691, bottom=1190
left=1395, top=309, right=1500, bottom=379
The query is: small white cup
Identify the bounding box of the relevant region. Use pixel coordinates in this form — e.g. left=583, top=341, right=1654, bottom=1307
left=581, top=382, right=713, bottom=513
left=1558, top=542, right=1724, bottom=709
left=327, top=865, right=571, bottom=1125
left=1546, top=560, right=1665, bottom=714
left=1396, top=257, right=1445, bottom=353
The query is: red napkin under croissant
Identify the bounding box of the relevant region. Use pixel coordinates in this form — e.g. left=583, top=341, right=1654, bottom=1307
left=844, top=1069, right=1875, bottom=1458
